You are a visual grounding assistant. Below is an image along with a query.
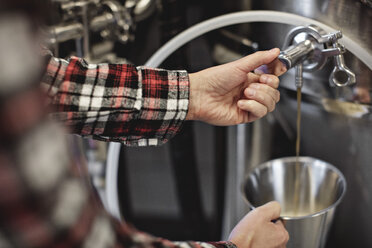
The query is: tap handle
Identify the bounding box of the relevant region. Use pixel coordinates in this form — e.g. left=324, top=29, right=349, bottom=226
left=318, top=31, right=343, bottom=44
left=329, top=54, right=356, bottom=87
left=329, top=43, right=356, bottom=87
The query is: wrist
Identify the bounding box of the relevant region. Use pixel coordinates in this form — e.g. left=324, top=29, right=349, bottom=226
left=186, top=72, right=201, bottom=121
left=207, top=241, right=238, bottom=248
left=224, top=241, right=239, bottom=248
left=228, top=232, right=254, bottom=248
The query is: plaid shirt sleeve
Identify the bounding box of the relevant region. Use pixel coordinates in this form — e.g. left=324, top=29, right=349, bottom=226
left=114, top=221, right=238, bottom=248
left=35, top=56, right=238, bottom=248
left=0, top=59, right=237, bottom=248
left=0, top=127, right=237, bottom=248
left=41, top=56, right=189, bottom=146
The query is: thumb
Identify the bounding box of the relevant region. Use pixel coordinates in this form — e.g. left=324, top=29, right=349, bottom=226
left=233, top=48, right=280, bottom=73
left=258, top=201, right=282, bottom=221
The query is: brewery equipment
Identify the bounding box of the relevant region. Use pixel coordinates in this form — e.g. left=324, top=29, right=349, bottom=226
left=47, top=1, right=370, bottom=245
left=104, top=7, right=369, bottom=246
left=278, top=25, right=355, bottom=88
left=222, top=1, right=371, bottom=247
left=45, top=0, right=135, bottom=60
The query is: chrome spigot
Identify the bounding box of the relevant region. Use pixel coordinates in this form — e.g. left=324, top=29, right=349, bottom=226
left=278, top=25, right=356, bottom=87
left=278, top=39, right=314, bottom=70
left=295, top=64, right=303, bottom=89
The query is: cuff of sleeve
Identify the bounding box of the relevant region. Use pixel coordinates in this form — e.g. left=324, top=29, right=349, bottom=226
left=207, top=241, right=238, bottom=248
left=41, top=56, right=69, bottom=98
left=133, top=66, right=189, bottom=146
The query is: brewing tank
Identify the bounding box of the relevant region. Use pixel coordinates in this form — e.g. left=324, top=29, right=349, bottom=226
left=223, top=1, right=372, bottom=247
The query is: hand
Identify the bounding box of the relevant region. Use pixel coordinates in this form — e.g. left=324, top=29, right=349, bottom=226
left=228, top=201, right=289, bottom=248
left=186, top=48, right=287, bottom=125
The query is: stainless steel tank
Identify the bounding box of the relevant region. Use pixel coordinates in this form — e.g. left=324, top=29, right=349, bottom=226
left=222, top=1, right=372, bottom=247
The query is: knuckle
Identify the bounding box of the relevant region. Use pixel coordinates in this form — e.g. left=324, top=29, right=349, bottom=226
left=246, top=100, right=254, bottom=108
left=270, top=102, right=276, bottom=112
left=276, top=228, right=289, bottom=245
left=259, top=93, right=265, bottom=102
left=270, top=201, right=281, bottom=211
left=283, top=229, right=290, bottom=244
left=276, top=91, right=281, bottom=102
left=276, top=223, right=289, bottom=243
left=261, top=107, right=268, bottom=117
left=271, top=98, right=276, bottom=108
left=274, top=77, right=280, bottom=87
left=252, top=207, right=265, bottom=220
left=267, top=101, right=275, bottom=113
left=252, top=82, right=261, bottom=89
left=252, top=207, right=262, bottom=215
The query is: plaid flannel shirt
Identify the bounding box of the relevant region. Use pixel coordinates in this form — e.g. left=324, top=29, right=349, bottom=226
left=0, top=124, right=235, bottom=248
left=0, top=56, right=237, bottom=248
left=42, top=56, right=189, bottom=146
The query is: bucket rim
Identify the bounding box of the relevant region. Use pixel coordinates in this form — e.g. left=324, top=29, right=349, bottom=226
left=242, top=156, right=347, bottom=220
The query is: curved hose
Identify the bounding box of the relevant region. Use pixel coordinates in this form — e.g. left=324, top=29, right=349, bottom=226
left=146, top=11, right=371, bottom=69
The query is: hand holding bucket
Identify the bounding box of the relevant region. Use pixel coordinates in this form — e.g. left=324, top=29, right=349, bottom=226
left=228, top=201, right=289, bottom=248
left=243, top=157, right=346, bottom=248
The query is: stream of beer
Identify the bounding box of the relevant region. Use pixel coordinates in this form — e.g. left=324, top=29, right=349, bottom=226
left=296, top=87, right=302, bottom=160
left=293, top=87, right=302, bottom=215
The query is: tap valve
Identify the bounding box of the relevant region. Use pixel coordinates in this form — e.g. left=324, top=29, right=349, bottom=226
left=278, top=25, right=356, bottom=87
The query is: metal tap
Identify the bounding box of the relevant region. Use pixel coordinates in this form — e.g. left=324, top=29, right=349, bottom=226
left=46, top=0, right=134, bottom=46
left=278, top=25, right=356, bottom=87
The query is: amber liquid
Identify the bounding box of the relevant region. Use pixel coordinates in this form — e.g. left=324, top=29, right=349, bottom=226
left=296, top=88, right=302, bottom=160
left=293, top=87, right=302, bottom=215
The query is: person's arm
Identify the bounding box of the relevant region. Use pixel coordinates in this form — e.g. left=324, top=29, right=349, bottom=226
left=42, top=56, right=189, bottom=146
left=38, top=49, right=288, bottom=248
left=113, top=221, right=237, bottom=248
left=112, top=201, right=288, bottom=248
left=42, top=49, right=285, bottom=147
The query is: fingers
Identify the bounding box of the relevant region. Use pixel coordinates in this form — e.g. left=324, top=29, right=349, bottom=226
left=271, top=58, right=288, bottom=76
left=237, top=99, right=268, bottom=120
left=258, top=201, right=282, bottom=221
left=228, top=201, right=288, bottom=248
left=254, top=58, right=287, bottom=76
left=237, top=72, right=280, bottom=122
left=241, top=73, right=280, bottom=114
left=274, top=219, right=286, bottom=229
left=260, top=74, right=280, bottom=89
left=243, top=83, right=280, bottom=112
left=275, top=220, right=290, bottom=246
left=256, top=201, right=289, bottom=245
left=233, top=48, right=287, bottom=77
left=233, top=48, right=280, bottom=73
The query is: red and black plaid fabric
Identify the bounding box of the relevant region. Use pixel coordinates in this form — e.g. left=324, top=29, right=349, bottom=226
left=0, top=123, right=237, bottom=248
left=42, top=56, right=189, bottom=146
left=0, top=56, right=239, bottom=248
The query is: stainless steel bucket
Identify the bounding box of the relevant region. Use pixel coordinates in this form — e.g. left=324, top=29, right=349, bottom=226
left=243, top=156, right=346, bottom=248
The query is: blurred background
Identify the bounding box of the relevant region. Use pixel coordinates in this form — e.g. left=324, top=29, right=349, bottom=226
left=2, top=0, right=371, bottom=247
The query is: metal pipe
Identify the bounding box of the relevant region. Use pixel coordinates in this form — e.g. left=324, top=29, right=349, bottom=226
left=46, top=12, right=115, bottom=44
left=48, top=23, right=84, bottom=44
left=295, top=64, right=303, bottom=89
left=90, top=13, right=115, bottom=32
left=82, top=3, right=90, bottom=59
